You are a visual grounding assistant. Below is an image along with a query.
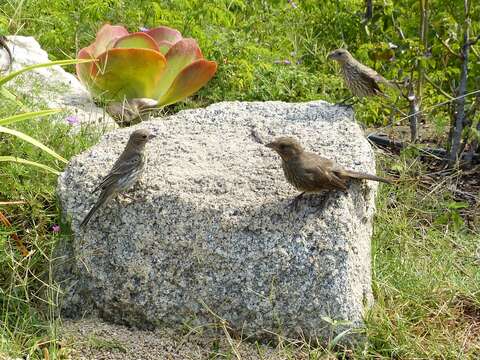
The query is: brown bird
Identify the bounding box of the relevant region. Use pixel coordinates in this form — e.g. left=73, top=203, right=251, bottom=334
left=80, top=128, right=156, bottom=228
left=266, top=137, right=391, bottom=208
left=327, top=48, right=392, bottom=99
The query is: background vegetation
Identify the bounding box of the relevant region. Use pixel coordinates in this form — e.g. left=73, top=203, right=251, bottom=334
left=0, top=0, right=479, bottom=358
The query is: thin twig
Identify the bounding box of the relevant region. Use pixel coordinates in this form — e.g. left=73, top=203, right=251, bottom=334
left=424, top=73, right=454, bottom=100
left=198, top=299, right=242, bottom=360
left=0, top=200, right=26, bottom=205
left=395, top=89, right=480, bottom=125
left=435, top=33, right=460, bottom=58
left=466, top=34, right=480, bottom=47
left=449, top=2, right=471, bottom=165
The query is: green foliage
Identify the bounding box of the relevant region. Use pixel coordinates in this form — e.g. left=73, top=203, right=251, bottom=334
left=4, top=0, right=478, bottom=128
left=0, top=58, right=96, bottom=173
left=76, top=24, right=217, bottom=108
left=366, top=174, right=480, bottom=358
left=0, top=98, right=101, bottom=358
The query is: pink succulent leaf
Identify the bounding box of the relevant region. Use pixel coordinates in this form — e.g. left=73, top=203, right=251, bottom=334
left=76, top=47, right=95, bottom=87
left=113, top=32, right=160, bottom=51
left=153, top=38, right=204, bottom=99
left=157, top=40, right=173, bottom=55
left=145, top=26, right=182, bottom=45
left=157, top=59, right=217, bottom=106
left=91, top=24, right=129, bottom=57
left=91, top=48, right=167, bottom=100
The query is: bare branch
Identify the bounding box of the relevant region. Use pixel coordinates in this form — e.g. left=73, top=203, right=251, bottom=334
left=364, top=0, right=373, bottom=20
left=466, top=34, right=480, bottom=48
left=424, top=73, right=454, bottom=100
left=449, top=0, right=471, bottom=165
left=395, top=89, right=480, bottom=124
left=435, top=33, right=460, bottom=58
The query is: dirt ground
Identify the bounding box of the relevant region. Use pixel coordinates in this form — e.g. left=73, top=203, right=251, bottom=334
left=60, top=318, right=308, bottom=360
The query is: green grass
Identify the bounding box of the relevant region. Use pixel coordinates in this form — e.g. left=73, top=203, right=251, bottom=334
left=0, top=95, right=101, bottom=358
left=365, top=161, right=480, bottom=358
left=0, top=0, right=479, bottom=359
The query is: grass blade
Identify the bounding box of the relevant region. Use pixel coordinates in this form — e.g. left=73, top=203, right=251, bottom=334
left=0, top=109, right=62, bottom=126
left=328, top=328, right=352, bottom=350
left=0, top=156, right=60, bottom=175
left=0, top=125, right=67, bottom=163
left=0, top=58, right=94, bottom=87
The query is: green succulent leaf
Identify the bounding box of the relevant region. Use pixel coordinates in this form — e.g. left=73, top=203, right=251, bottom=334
left=145, top=26, right=182, bottom=45
left=153, top=38, right=203, bottom=99
left=145, top=27, right=183, bottom=55
left=76, top=24, right=217, bottom=106
left=156, top=41, right=174, bottom=55
left=91, top=48, right=167, bottom=100
left=157, top=59, right=217, bottom=106
left=76, top=48, right=95, bottom=87
left=91, top=24, right=129, bottom=56
left=113, top=32, right=159, bottom=51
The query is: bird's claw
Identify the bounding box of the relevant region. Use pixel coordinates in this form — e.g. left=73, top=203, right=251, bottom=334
left=286, top=192, right=305, bottom=211
left=286, top=199, right=299, bottom=210
left=116, top=192, right=139, bottom=204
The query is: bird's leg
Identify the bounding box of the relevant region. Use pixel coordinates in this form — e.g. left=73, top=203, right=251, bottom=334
left=311, top=193, right=329, bottom=212
left=116, top=192, right=138, bottom=204
left=121, top=193, right=136, bottom=201
left=287, top=192, right=305, bottom=210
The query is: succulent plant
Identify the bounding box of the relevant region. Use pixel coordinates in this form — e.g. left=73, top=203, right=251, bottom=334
left=76, top=24, right=217, bottom=113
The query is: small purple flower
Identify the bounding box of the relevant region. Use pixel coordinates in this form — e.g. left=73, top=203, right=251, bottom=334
left=287, top=0, right=298, bottom=9
left=274, top=59, right=292, bottom=65
left=51, top=224, right=60, bottom=233
left=139, top=26, right=149, bottom=32
left=66, top=115, right=79, bottom=125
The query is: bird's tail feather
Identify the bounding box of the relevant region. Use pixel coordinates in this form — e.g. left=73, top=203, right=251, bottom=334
left=79, top=203, right=100, bottom=228
left=340, top=169, right=392, bottom=184
left=79, top=192, right=110, bottom=228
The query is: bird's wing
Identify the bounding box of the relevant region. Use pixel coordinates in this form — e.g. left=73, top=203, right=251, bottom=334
left=93, top=152, right=142, bottom=192
left=301, top=153, right=348, bottom=191
left=358, top=62, right=387, bottom=83
left=358, top=62, right=398, bottom=92
left=357, top=67, right=384, bottom=95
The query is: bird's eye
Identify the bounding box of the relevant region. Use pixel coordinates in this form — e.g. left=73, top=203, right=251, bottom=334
left=142, top=135, right=147, bottom=139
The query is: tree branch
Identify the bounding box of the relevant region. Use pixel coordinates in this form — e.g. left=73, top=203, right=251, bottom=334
left=466, top=34, right=480, bottom=47
left=435, top=33, right=460, bottom=58
left=424, top=73, right=454, bottom=100
left=449, top=1, right=471, bottom=165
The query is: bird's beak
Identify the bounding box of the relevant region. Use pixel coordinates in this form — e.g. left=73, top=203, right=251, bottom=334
left=148, top=134, right=156, bottom=140
left=327, top=52, right=334, bottom=60
left=265, top=142, right=275, bottom=149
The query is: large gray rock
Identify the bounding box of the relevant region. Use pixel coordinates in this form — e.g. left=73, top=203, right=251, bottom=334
left=56, top=101, right=378, bottom=343
left=0, top=36, right=116, bottom=129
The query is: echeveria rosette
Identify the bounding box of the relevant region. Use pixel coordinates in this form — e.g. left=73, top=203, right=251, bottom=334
left=76, top=24, right=217, bottom=112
